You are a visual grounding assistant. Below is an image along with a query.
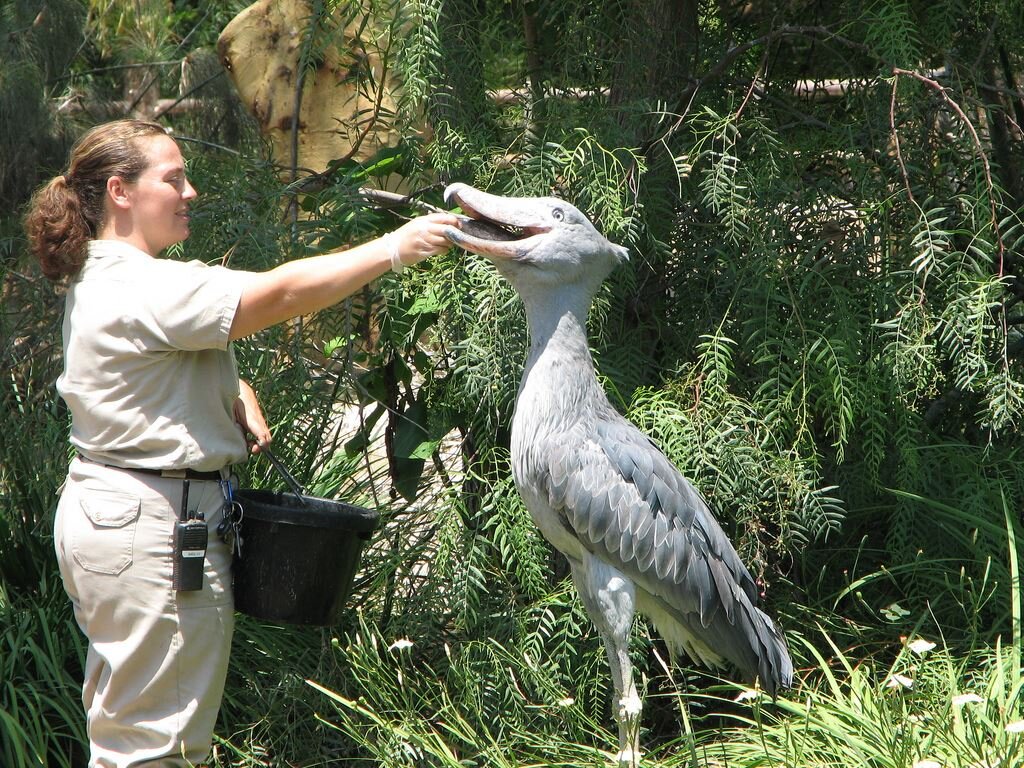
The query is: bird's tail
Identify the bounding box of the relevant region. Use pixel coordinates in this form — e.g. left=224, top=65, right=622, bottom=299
left=749, top=607, right=793, bottom=697
left=644, top=593, right=794, bottom=697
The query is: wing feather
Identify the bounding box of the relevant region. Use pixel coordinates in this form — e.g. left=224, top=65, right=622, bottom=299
left=535, top=411, right=789, bottom=689
left=654, top=528, right=675, bottom=580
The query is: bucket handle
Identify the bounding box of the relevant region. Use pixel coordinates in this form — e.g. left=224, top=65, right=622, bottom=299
left=262, top=447, right=308, bottom=503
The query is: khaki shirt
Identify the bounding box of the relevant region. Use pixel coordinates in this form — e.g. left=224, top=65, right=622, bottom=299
left=58, top=240, right=256, bottom=472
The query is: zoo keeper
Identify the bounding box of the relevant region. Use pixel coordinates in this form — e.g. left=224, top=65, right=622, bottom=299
left=23, top=118, right=458, bottom=768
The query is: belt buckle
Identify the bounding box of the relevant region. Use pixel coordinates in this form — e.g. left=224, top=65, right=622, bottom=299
left=161, top=469, right=189, bottom=480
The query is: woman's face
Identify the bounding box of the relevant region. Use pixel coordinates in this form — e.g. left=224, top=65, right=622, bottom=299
left=117, top=134, right=197, bottom=254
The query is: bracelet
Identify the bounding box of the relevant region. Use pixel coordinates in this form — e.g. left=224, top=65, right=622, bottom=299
left=383, top=233, right=403, bottom=273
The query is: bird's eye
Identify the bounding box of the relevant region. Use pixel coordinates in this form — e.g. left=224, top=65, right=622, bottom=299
left=552, top=208, right=564, bottom=221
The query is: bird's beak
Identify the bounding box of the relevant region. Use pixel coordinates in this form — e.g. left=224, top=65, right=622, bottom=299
left=443, top=183, right=549, bottom=260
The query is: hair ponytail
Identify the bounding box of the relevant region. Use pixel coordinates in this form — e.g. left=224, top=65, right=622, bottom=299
left=24, top=175, right=92, bottom=281
left=23, top=119, right=169, bottom=283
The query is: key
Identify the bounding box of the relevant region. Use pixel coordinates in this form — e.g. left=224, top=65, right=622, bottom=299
left=216, top=496, right=232, bottom=539
left=216, top=479, right=243, bottom=556
left=228, top=500, right=244, bottom=557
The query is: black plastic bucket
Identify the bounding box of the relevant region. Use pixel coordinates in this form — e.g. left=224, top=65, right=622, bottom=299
left=232, top=489, right=380, bottom=625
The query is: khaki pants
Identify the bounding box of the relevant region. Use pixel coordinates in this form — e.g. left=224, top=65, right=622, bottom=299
left=54, top=457, right=234, bottom=768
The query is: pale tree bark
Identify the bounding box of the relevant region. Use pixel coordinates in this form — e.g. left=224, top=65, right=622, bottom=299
left=216, top=0, right=409, bottom=178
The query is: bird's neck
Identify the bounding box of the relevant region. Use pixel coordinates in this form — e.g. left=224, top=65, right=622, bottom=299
left=523, top=287, right=593, bottom=361
left=515, top=289, right=601, bottom=420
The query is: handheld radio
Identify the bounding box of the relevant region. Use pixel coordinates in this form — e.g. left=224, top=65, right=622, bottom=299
left=172, top=479, right=207, bottom=591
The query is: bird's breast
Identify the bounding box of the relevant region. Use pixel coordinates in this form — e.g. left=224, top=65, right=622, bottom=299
left=509, top=397, right=594, bottom=562
left=509, top=386, right=582, bottom=482
left=507, top=335, right=604, bottom=560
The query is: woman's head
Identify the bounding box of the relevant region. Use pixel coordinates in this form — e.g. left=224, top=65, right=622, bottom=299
left=24, top=119, right=196, bottom=281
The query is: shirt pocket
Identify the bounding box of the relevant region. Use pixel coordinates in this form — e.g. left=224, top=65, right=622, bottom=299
left=72, top=489, right=142, bottom=575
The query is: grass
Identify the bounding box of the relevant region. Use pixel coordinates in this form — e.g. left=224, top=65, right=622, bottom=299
left=2, top=584, right=1020, bottom=768
left=297, top=621, right=1024, bottom=768
left=712, top=632, right=1024, bottom=768
left=0, top=582, right=87, bottom=768
left=283, top=492, right=1024, bottom=767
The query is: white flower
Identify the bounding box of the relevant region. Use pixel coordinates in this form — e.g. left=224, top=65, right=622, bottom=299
left=882, top=602, right=910, bottom=621
left=907, top=638, right=936, bottom=655
left=886, top=673, right=914, bottom=690
left=388, top=638, right=414, bottom=652
left=1005, top=720, right=1024, bottom=733
left=557, top=697, right=575, bottom=707
left=952, top=693, right=984, bottom=706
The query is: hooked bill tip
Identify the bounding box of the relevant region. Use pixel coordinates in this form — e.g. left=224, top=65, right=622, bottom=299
left=443, top=183, right=467, bottom=204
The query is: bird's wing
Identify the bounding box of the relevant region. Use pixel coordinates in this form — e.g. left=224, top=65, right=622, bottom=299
left=542, top=408, right=760, bottom=631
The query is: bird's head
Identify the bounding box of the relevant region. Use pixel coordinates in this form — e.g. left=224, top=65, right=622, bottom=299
left=443, top=183, right=629, bottom=294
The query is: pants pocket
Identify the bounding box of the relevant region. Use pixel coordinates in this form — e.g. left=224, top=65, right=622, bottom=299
left=72, top=488, right=142, bottom=575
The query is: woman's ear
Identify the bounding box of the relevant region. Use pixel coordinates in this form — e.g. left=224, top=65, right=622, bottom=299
left=106, top=176, right=132, bottom=210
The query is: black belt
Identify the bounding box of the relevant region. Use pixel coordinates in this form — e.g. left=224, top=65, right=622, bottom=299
left=76, top=453, right=223, bottom=481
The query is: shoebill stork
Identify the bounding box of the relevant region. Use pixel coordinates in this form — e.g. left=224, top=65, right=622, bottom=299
left=443, top=183, right=793, bottom=764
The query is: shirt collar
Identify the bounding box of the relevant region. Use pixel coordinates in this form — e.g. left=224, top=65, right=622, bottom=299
left=87, top=239, right=153, bottom=260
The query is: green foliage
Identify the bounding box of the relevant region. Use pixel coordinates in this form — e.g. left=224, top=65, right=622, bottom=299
left=0, top=0, right=85, bottom=206
left=307, top=613, right=615, bottom=766
left=0, top=245, right=67, bottom=594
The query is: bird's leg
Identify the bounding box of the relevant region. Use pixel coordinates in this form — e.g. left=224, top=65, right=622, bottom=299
left=603, top=632, right=641, bottom=767
left=571, top=557, right=641, bottom=766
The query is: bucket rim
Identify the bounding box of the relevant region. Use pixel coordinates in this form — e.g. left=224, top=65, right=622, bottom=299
left=234, top=488, right=380, bottom=533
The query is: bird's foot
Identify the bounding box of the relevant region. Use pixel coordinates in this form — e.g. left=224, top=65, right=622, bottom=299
left=614, top=747, right=641, bottom=767
left=618, top=689, right=642, bottom=719
left=614, top=690, right=642, bottom=766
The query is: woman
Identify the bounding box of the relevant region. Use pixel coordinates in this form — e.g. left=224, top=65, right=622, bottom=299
left=23, top=118, right=458, bottom=767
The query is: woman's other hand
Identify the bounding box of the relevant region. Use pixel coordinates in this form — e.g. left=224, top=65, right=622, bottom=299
left=233, top=379, right=272, bottom=454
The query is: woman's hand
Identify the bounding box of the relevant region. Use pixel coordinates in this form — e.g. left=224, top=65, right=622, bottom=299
left=389, top=213, right=461, bottom=268
left=233, top=379, right=272, bottom=454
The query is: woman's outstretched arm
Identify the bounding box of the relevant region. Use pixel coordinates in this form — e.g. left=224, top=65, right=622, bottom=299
left=229, top=213, right=458, bottom=341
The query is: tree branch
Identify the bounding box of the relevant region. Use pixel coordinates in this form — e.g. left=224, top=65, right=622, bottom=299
left=151, top=70, right=225, bottom=121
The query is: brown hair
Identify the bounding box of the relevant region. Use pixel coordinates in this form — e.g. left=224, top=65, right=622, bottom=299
left=24, top=119, right=170, bottom=282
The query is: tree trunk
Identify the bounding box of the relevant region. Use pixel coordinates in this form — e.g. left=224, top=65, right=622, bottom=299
left=609, top=0, right=699, bottom=113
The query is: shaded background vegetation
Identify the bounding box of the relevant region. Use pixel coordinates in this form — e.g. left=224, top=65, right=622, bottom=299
left=2, top=0, right=1023, bottom=765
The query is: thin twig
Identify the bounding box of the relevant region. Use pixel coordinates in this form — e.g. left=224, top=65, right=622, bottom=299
left=889, top=77, right=915, bottom=205
left=173, top=135, right=240, bottom=155
left=892, top=67, right=1004, bottom=274
left=733, top=49, right=767, bottom=122
left=48, top=61, right=182, bottom=85
left=979, top=81, right=1024, bottom=109
left=283, top=5, right=394, bottom=226
left=643, top=25, right=872, bottom=154
left=332, top=44, right=391, bottom=168
left=125, top=8, right=212, bottom=116
left=286, top=26, right=312, bottom=229
left=357, top=187, right=445, bottom=215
